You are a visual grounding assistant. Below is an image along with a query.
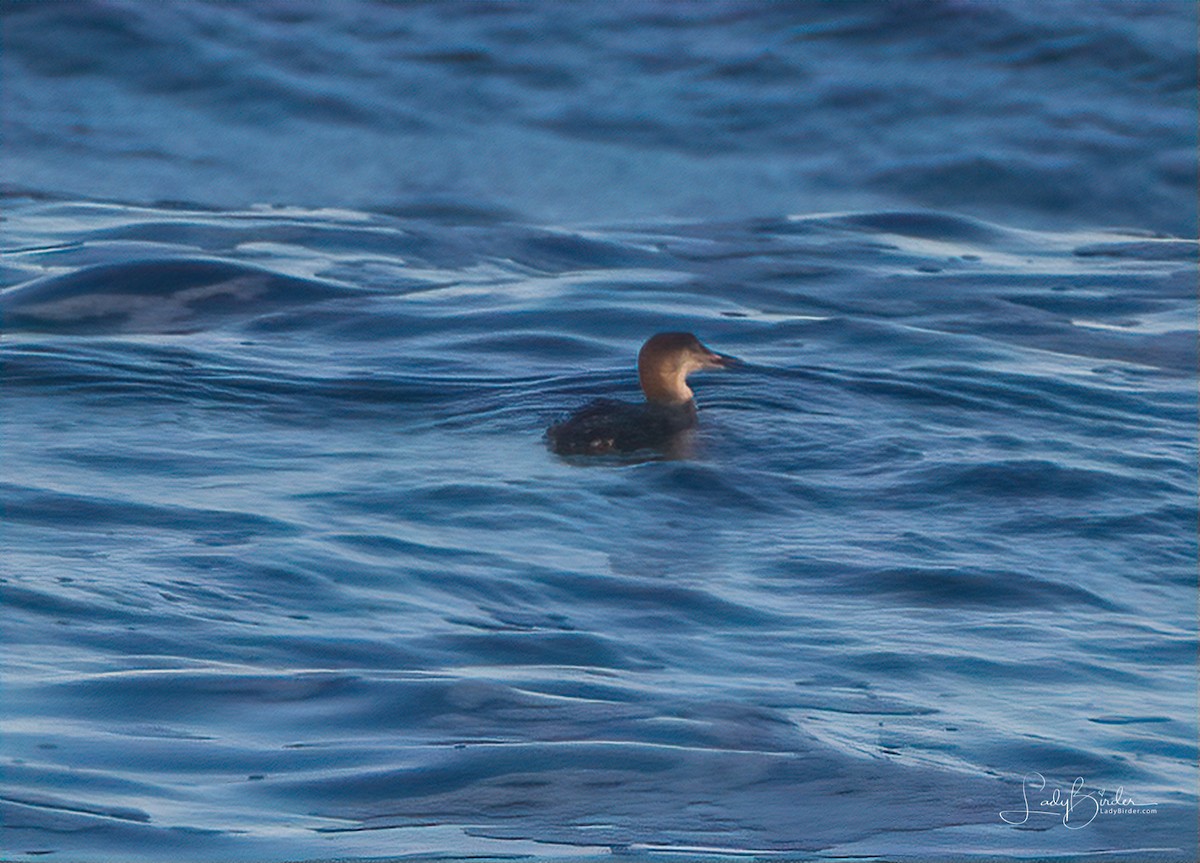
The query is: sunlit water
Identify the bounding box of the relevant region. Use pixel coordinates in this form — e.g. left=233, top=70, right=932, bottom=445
left=2, top=1, right=1197, bottom=861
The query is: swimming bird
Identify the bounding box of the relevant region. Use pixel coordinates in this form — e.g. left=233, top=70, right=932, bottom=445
left=546, top=332, right=736, bottom=456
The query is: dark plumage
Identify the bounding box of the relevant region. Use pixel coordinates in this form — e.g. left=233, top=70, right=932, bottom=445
left=546, top=398, right=697, bottom=455
left=545, top=332, right=735, bottom=456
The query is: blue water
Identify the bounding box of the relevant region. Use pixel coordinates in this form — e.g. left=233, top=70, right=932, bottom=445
left=1, top=2, right=1197, bottom=861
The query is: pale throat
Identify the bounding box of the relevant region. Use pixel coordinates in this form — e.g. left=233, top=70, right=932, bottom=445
left=639, top=365, right=693, bottom=404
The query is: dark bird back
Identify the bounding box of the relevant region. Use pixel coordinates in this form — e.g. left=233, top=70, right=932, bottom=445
left=546, top=398, right=697, bottom=455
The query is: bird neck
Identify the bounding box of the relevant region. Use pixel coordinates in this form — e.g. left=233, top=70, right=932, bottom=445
left=639, top=366, right=693, bottom=405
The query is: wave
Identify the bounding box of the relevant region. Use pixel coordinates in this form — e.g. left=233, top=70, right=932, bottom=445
left=1, top=197, right=1194, bottom=862
left=0, top=258, right=359, bottom=334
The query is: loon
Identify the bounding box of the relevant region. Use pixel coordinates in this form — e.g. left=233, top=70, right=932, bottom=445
left=546, top=332, right=736, bottom=456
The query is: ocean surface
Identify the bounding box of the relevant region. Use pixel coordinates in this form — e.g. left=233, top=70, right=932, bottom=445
left=1, top=2, right=1197, bottom=861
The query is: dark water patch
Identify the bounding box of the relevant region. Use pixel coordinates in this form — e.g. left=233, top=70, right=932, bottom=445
left=1, top=760, right=174, bottom=802
left=45, top=444, right=256, bottom=478
left=369, top=199, right=520, bottom=226
left=865, top=566, right=1117, bottom=611
left=514, top=231, right=668, bottom=272
left=321, top=532, right=528, bottom=573
left=224, top=371, right=476, bottom=418
left=905, top=367, right=1186, bottom=427
left=1088, top=715, right=1173, bottom=726
left=534, top=111, right=722, bottom=157
left=511, top=677, right=652, bottom=706
left=3, top=341, right=499, bottom=424
left=2, top=2, right=172, bottom=81
left=897, top=460, right=1170, bottom=503
left=451, top=332, right=616, bottom=367
left=1000, top=291, right=1169, bottom=318
left=832, top=210, right=1008, bottom=243
left=0, top=482, right=299, bottom=538
left=4, top=728, right=383, bottom=804
left=996, top=504, right=1196, bottom=543
left=341, top=482, right=567, bottom=534
left=285, top=742, right=679, bottom=807
left=407, top=46, right=579, bottom=91
left=287, top=740, right=1004, bottom=853
left=1111, top=736, right=1199, bottom=763
left=2, top=340, right=212, bottom=382
left=444, top=608, right=575, bottom=634
left=110, top=725, right=216, bottom=741
left=329, top=531, right=495, bottom=563
left=838, top=650, right=1074, bottom=686
left=0, top=798, right=243, bottom=862
left=0, top=791, right=150, bottom=824
left=145, top=573, right=306, bottom=616
left=637, top=462, right=783, bottom=514
left=784, top=557, right=1117, bottom=612
left=3, top=1, right=414, bottom=129
left=834, top=369, right=1006, bottom=415
left=421, top=631, right=662, bottom=672
left=870, top=156, right=1111, bottom=220
left=52, top=670, right=365, bottom=714
left=784, top=687, right=937, bottom=718
left=532, top=571, right=786, bottom=631
left=702, top=51, right=807, bottom=85
left=224, top=634, right=433, bottom=672
left=835, top=650, right=923, bottom=678
left=77, top=218, right=434, bottom=260
left=240, top=676, right=806, bottom=753
left=306, top=676, right=588, bottom=734
left=987, top=738, right=1146, bottom=784
left=0, top=583, right=148, bottom=625
left=1076, top=634, right=1198, bottom=669
left=1074, top=240, right=1198, bottom=260
left=0, top=258, right=358, bottom=334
